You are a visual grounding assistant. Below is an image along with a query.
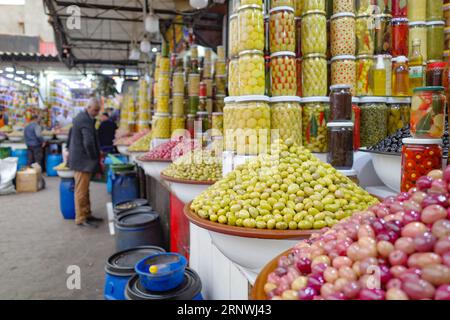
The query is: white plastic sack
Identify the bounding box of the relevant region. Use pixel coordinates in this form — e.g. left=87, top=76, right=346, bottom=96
left=0, top=157, right=18, bottom=195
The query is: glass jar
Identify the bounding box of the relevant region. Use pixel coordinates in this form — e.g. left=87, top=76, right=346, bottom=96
left=215, top=75, right=227, bottom=95
left=301, top=96, right=330, bottom=152
left=295, top=17, right=302, bottom=57
left=156, top=73, right=170, bottom=96
left=446, top=27, right=450, bottom=51
left=445, top=3, right=450, bottom=26
left=359, top=97, right=388, bottom=147
left=303, top=0, right=325, bottom=12
left=392, top=56, right=410, bottom=97
left=215, top=59, right=227, bottom=76
left=329, top=84, right=352, bottom=121
left=294, top=0, right=303, bottom=17
left=241, top=0, right=262, bottom=5
left=427, top=21, right=445, bottom=61
left=411, top=86, right=446, bottom=139
left=199, top=96, right=207, bottom=112
left=408, top=0, right=426, bottom=22
left=186, top=114, right=195, bottom=138
left=327, top=122, right=354, bottom=169
left=156, top=95, right=170, bottom=113
left=223, top=97, right=236, bottom=150
left=391, top=0, right=407, bottom=18
left=159, top=57, right=170, bottom=73
left=401, top=138, right=443, bottom=192
left=171, top=116, right=185, bottom=135
left=427, top=0, right=444, bottom=21
left=203, top=62, right=212, bottom=79
left=409, top=21, right=428, bottom=62
left=352, top=97, right=361, bottom=150
left=206, top=98, right=213, bottom=114
left=188, top=73, right=200, bottom=96
left=331, top=12, right=356, bottom=56
left=172, top=72, right=185, bottom=95
left=271, top=0, right=294, bottom=8
left=172, top=94, right=185, bottom=116
left=238, top=50, right=265, bottom=95
left=356, top=55, right=374, bottom=96
left=228, top=58, right=239, bottom=96
left=196, top=112, right=209, bottom=133
left=270, top=96, right=302, bottom=145
left=333, top=0, right=354, bottom=14
left=301, top=10, right=327, bottom=55
left=152, top=113, right=171, bottom=139
left=392, top=18, right=409, bottom=57
left=269, top=6, right=296, bottom=52
left=426, top=61, right=447, bottom=86
left=302, top=54, right=328, bottom=96
left=331, top=55, right=356, bottom=95
left=356, top=0, right=373, bottom=16
left=188, top=96, right=199, bottom=114
left=339, top=169, right=360, bottom=185
left=204, top=78, right=213, bottom=97
left=214, top=95, right=225, bottom=113
left=356, top=15, right=375, bottom=56
left=387, top=97, right=411, bottom=135
left=270, top=51, right=297, bottom=96
left=296, top=57, right=302, bottom=96
left=237, top=5, right=265, bottom=52
left=229, top=14, right=239, bottom=57
left=374, top=14, right=392, bottom=55
left=211, top=112, right=224, bottom=137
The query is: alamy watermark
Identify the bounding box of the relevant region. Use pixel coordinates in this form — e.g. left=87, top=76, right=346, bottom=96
left=66, top=265, right=81, bottom=290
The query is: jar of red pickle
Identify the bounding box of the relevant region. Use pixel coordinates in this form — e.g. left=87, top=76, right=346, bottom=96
left=295, top=17, right=302, bottom=57
left=186, top=114, right=195, bottom=138
left=391, top=0, right=407, bottom=18
left=401, top=138, right=443, bottom=192
left=411, top=86, right=446, bottom=139
left=391, top=18, right=409, bottom=57
left=426, top=61, right=447, bottom=86
left=374, top=14, right=392, bottom=55
left=270, top=51, right=297, bottom=96
left=351, top=97, right=361, bottom=150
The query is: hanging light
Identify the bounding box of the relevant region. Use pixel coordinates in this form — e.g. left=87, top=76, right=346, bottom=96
left=189, top=0, right=208, bottom=9
left=140, top=36, right=151, bottom=53
left=144, top=13, right=159, bottom=35
left=129, top=46, right=141, bottom=60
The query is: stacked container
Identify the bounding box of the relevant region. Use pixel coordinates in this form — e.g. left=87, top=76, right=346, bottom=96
left=136, top=78, right=151, bottom=132
left=213, top=46, right=226, bottom=138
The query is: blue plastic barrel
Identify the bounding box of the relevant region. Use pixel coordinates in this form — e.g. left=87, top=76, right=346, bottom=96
left=12, top=149, right=28, bottom=170
left=46, top=154, right=63, bottom=176
left=105, top=154, right=128, bottom=194
left=111, top=171, right=138, bottom=206
left=125, top=268, right=203, bottom=300
left=59, top=178, right=75, bottom=220
left=104, top=246, right=165, bottom=300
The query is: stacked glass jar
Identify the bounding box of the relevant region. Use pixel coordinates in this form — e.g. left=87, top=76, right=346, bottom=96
left=153, top=50, right=172, bottom=140
left=136, top=78, right=151, bottom=132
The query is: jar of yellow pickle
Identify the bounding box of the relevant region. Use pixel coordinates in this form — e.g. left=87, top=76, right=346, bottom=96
left=152, top=113, right=171, bottom=139
left=303, top=0, right=325, bottom=12
left=229, top=14, right=239, bottom=57
left=172, top=72, right=185, bottom=95
left=211, top=112, right=224, bottom=137
left=270, top=96, right=303, bottom=145
left=223, top=97, right=237, bottom=151
left=188, top=73, right=200, bottom=96
left=172, top=94, right=185, bottom=116
left=171, top=116, right=186, bottom=135
left=387, top=97, right=411, bottom=135
left=215, top=59, right=227, bottom=76
left=159, top=57, right=170, bottom=73
left=237, top=5, right=264, bottom=52
left=215, top=75, right=227, bottom=95
left=228, top=58, right=239, bottom=96
left=269, top=6, right=296, bottom=53
left=301, top=96, right=330, bottom=153
left=356, top=55, right=374, bottom=96
left=301, top=10, right=327, bottom=55
left=270, top=51, right=297, bottom=96
left=356, top=15, right=375, bottom=55
left=302, top=54, right=328, bottom=96
left=156, top=95, right=170, bottom=113
left=331, top=12, right=356, bottom=57
left=331, top=55, right=356, bottom=95
left=238, top=50, right=265, bottom=95
left=204, top=78, right=213, bottom=97
left=156, top=73, right=170, bottom=96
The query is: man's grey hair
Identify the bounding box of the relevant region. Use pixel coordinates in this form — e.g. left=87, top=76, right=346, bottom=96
left=87, top=97, right=101, bottom=109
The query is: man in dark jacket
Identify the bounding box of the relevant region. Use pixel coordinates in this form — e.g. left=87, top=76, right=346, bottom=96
left=98, top=112, right=117, bottom=153
left=68, top=98, right=102, bottom=228
left=24, top=114, right=45, bottom=167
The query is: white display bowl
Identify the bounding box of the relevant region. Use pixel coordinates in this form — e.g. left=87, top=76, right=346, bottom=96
left=140, top=161, right=170, bottom=182
left=0, top=135, right=6, bottom=142
left=57, top=170, right=75, bottom=179
left=128, top=152, right=145, bottom=163
left=8, top=136, right=23, bottom=142
left=370, top=152, right=402, bottom=193
left=163, top=180, right=211, bottom=204
left=117, top=145, right=130, bottom=155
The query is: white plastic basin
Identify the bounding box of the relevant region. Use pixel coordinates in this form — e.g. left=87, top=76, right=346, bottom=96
left=165, top=181, right=210, bottom=204
left=371, top=152, right=402, bottom=193
left=140, top=161, right=170, bottom=181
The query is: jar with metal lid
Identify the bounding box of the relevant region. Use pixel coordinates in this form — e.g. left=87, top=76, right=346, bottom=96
left=339, top=169, right=359, bottom=185
left=270, top=51, right=297, bottom=96
left=152, top=113, right=171, bottom=139
left=329, top=84, right=352, bottom=121
left=356, top=55, right=374, bottom=96
left=409, top=21, right=427, bottom=61
left=196, top=112, right=209, bottom=133
left=229, top=14, right=239, bottom=57
left=374, top=14, right=392, bottom=55
left=301, top=96, right=330, bottom=152
left=238, top=50, right=265, bottom=95
left=188, top=96, right=199, bottom=114
left=156, top=95, right=170, bottom=113
left=427, top=0, right=444, bottom=22
left=387, top=97, right=411, bottom=135
left=356, top=0, right=373, bottom=16
left=327, top=122, right=354, bottom=169
left=214, top=94, right=225, bottom=112
left=269, top=6, right=296, bottom=52
left=172, top=72, right=185, bottom=95
left=408, top=0, right=426, bottom=22
left=270, top=96, right=302, bottom=145
left=294, top=0, right=302, bottom=17
left=392, top=18, right=409, bottom=57
left=359, top=97, right=388, bottom=147
left=352, top=97, right=361, bottom=150
left=446, top=27, right=450, bottom=51
left=401, top=138, right=443, bottom=192
left=333, top=0, right=355, bottom=14
left=303, top=0, right=325, bottom=12
left=296, top=58, right=302, bottom=96
left=186, top=114, right=195, bottom=138
left=301, top=10, right=327, bottom=55
left=204, top=78, right=213, bottom=97
left=331, top=12, right=356, bottom=56
left=427, top=21, right=445, bottom=61
left=211, top=112, right=224, bottom=137
left=411, top=86, right=446, bottom=139
left=171, top=116, right=185, bottom=135
left=237, top=5, right=264, bottom=52
left=426, top=61, right=447, bottom=86
left=172, top=94, right=185, bottom=116
left=228, top=58, right=239, bottom=96
left=356, top=15, right=375, bottom=55
left=295, top=17, right=302, bottom=57
left=188, top=73, right=200, bottom=96
left=392, top=0, right=407, bottom=18
left=331, top=55, right=356, bottom=95
left=215, top=75, right=227, bottom=95
left=302, top=54, right=328, bottom=96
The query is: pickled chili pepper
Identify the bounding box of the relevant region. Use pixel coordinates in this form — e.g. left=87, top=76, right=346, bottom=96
left=392, top=0, right=407, bottom=17
left=392, top=18, right=409, bottom=57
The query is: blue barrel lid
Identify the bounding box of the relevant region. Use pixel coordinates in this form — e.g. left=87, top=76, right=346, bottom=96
left=116, top=211, right=159, bottom=228
left=114, top=199, right=149, bottom=214
left=105, top=246, right=165, bottom=276
left=125, top=268, right=202, bottom=300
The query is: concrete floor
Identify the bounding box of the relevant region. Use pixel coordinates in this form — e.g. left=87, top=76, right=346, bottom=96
left=0, top=177, right=115, bottom=300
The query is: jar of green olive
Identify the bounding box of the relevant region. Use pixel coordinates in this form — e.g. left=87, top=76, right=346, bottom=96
left=359, top=96, right=388, bottom=147
left=301, top=96, right=330, bottom=153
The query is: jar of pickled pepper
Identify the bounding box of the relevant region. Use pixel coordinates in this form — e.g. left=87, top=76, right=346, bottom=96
left=270, top=51, right=297, bottom=96
left=329, top=84, right=352, bottom=121
left=352, top=97, right=361, bottom=150
left=411, top=86, right=446, bottom=139
left=238, top=50, right=265, bottom=95
left=401, top=138, right=443, bottom=192
left=301, top=10, right=327, bottom=56
left=270, top=96, right=302, bottom=145
left=427, top=0, right=444, bottom=22
left=229, top=14, right=239, bottom=57
left=301, top=96, right=330, bottom=153
left=331, top=55, right=356, bottom=95
left=356, top=15, right=375, bottom=56
left=269, top=6, right=296, bottom=52
left=333, top=0, right=355, bottom=14
left=392, top=0, right=407, bottom=17
left=356, top=55, right=374, bottom=96
left=303, top=0, right=325, bottom=12
left=374, top=14, right=392, bottom=55
left=237, top=5, right=265, bottom=52
left=172, top=94, right=185, bottom=116
left=302, top=54, right=328, bottom=96
left=228, top=58, right=239, bottom=96
left=359, top=96, right=388, bottom=147
left=427, top=21, right=445, bottom=61
left=152, top=113, right=171, bottom=139
left=387, top=97, right=411, bottom=135
left=330, top=12, right=356, bottom=57
left=392, top=18, right=409, bottom=57
left=172, top=72, right=185, bottom=95
left=327, top=122, right=354, bottom=169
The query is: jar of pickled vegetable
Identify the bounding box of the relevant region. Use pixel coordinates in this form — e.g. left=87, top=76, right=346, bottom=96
left=426, top=62, right=447, bottom=86
left=211, top=112, right=224, bottom=137
left=223, top=97, right=236, bottom=150
left=188, top=96, right=199, bottom=114
left=331, top=12, right=356, bottom=56
left=215, top=75, right=227, bottom=95
left=171, top=116, right=185, bottom=135
left=229, top=14, right=239, bottom=57
left=333, top=0, right=354, bottom=14
left=296, top=57, right=302, bottom=96
left=172, top=72, right=185, bottom=95
left=331, top=55, right=356, bottom=95
left=356, top=0, right=373, bottom=16
left=206, top=98, right=213, bottom=114
left=241, top=0, right=261, bottom=6
left=387, top=97, right=411, bottom=135
left=329, top=84, right=352, bottom=121
left=327, top=122, right=354, bottom=169
left=152, top=113, right=171, bottom=139
left=427, top=0, right=443, bottom=22
left=446, top=27, right=450, bottom=51
left=186, top=114, right=195, bottom=138
left=303, top=0, right=325, bottom=12
left=238, top=50, right=265, bottom=95
left=302, top=54, right=328, bottom=96
left=356, top=15, right=375, bottom=55
left=196, top=112, right=209, bottom=133
left=160, top=57, right=170, bottom=73
left=271, top=0, right=294, bottom=8
left=203, top=63, right=212, bottom=79
left=172, top=94, right=185, bottom=116
left=214, top=94, right=226, bottom=112
left=392, top=0, right=407, bottom=17
left=156, top=95, right=170, bottom=113
left=392, top=18, right=409, bottom=57
left=427, top=21, right=445, bottom=61
left=411, top=86, right=446, bottom=139
left=294, top=0, right=302, bottom=16
left=270, top=96, right=302, bottom=145
left=215, top=59, right=227, bottom=76
left=270, top=51, right=297, bottom=96
left=269, top=6, right=296, bottom=52
left=295, top=17, right=302, bottom=57
left=356, top=55, right=374, bottom=96
left=374, top=14, right=392, bottom=55
left=199, top=96, right=207, bottom=112
left=204, top=78, right=213, bottom=97
left=409, top=21, right=428, bottom=61
left=408, top=0, right=426, bottom=22
left=228, top=58, right=239, bottom=96
left=359, top=97, right=388, bottom=147
left=301, top=96, right=330, bottom=152
left=157, top=73, right=170, bottom=96
left=237, top=5, right=264, bottom=52
left=301, top=10, right=327, bottom=55
left=188, top=73, right=200, bottom=96
left=401, top=138, right=443, bottom=192
left=352, top=97, right=361, bottom=150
